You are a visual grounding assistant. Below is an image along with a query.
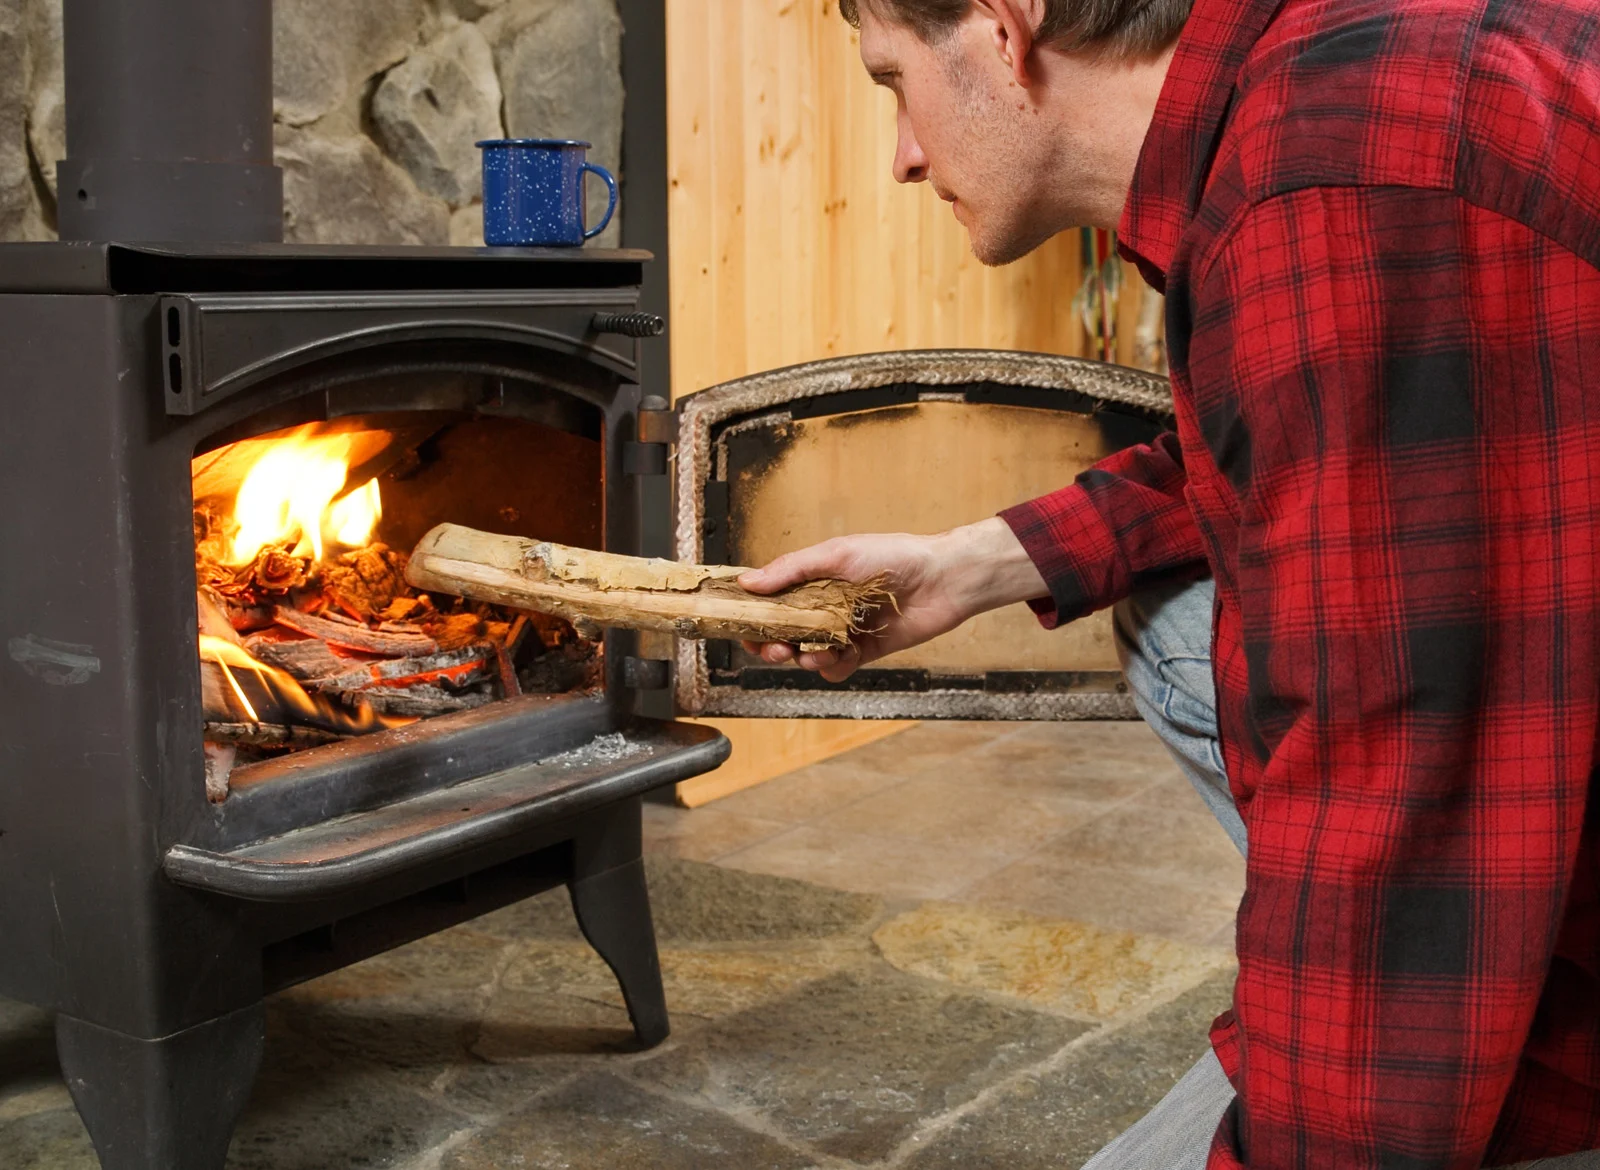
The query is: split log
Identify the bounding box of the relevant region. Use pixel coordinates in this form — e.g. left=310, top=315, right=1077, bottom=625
left=406, top=525, right=893, bottom=648
left=273, top=606, right=438, bottom=656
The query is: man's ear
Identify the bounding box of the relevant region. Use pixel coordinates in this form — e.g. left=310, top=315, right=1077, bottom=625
left=974, top=0, right=1044, bottom=87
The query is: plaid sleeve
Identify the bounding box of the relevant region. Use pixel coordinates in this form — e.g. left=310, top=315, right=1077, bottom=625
left=998, top=431, right=1207, bottom=628
left=1193, top=186, right=1600, bottom=1168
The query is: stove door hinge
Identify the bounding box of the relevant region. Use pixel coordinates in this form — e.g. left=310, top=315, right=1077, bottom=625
left=623, top=656, right=672, bottom=691
left=623, top=394, right=678, bottom=477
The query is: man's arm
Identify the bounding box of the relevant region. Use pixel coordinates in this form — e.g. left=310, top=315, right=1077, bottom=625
left=738, top=432, right=1209, bottom=678
left=1191, top=185, right=1600, bottom=1168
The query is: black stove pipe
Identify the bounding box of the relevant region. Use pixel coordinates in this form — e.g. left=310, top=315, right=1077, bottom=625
left=56, top=0, right=283, bottom=243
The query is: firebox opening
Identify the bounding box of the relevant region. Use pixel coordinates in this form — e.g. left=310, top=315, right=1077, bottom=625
left=192, top=401, right=605, bottom=801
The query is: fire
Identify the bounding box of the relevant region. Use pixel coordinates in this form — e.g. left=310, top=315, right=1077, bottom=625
left=198, top=633, right=408, bottom=734
left=227, top=426, right=383, bottom=565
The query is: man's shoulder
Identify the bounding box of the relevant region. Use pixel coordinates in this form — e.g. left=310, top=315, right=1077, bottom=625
left=1209, top=0, right=1600, bottom=260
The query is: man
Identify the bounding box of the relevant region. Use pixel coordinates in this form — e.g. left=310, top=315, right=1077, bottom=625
left=738, top=0, right=1600, bottom=1166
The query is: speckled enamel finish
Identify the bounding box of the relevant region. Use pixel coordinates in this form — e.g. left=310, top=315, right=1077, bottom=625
left=477, top=138, right=618, bottom=247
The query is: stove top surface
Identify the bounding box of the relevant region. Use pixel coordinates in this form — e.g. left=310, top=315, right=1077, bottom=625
left=0, top=241, right=652, bottom=295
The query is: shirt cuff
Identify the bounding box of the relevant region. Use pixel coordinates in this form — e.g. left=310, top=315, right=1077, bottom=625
left=998, top=483, right=1122, bottom=630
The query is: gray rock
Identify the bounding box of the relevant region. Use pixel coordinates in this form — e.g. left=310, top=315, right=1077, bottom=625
left=482, top=0, right=624, bottom=246
left=436, top=0, right=509, bottom=19
left=0, top=0, right=47, bottom=242
left=449, top=200, right=484, bottom=246
left=441, top=1073, right=816, bottom=1170
left=645, top=855, right=883, bottom=944
left=277, top=124, right=450, bottom=245
left=372, top=21, right=503, bottom=207
left=0, top=1107, right=97, bottom=1170
left=24, top=0, right=61, bottom=206
left=226, top=1018, right=473, bottom=1170
left=633, top=967, right=1089, bottom=1162
left=905, top=969, right=1237, bottom=1169
left=273, top=0, right=436, bottom=128
left=469, top=857, right=883, bottom=947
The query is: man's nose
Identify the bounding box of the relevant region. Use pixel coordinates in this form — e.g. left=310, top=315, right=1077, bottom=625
left=893, top=114, right=929, bottom=184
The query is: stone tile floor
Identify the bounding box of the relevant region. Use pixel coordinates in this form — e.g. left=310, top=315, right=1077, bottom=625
left=653, top=720, right=1246, bottom=948
left=2, top=720, right=1247, bottom=1170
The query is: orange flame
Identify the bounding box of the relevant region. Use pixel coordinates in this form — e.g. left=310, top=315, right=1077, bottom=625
left=227, top=426, right=383, bottom=565
left=198, top=634, right=410, bottom=733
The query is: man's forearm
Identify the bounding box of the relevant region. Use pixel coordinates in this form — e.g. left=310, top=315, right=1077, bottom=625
left=933, top=516, right=1050, bottom=617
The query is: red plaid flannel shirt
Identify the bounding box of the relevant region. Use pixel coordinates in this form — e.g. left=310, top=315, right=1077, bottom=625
left=1001, top=0, right=1600, bottom=1164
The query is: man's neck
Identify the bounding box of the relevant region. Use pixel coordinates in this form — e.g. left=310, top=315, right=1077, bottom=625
left=1032, top=43, right=1177, bottom=230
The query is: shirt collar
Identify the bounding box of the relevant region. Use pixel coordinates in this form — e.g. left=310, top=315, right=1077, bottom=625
left=1117, top=0, right=1288, bottom=290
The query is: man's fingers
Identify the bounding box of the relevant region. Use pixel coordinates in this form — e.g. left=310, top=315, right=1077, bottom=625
left=761, top=642, right=796, bottom=664
left=796, top=647, right=840, bottom=672
left=816, top=644, right=862, bottom=683
left=738, top=541, right=854, bottom=595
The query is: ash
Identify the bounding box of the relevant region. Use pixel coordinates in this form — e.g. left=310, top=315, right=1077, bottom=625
left=547, top=732, right=648, bottom=769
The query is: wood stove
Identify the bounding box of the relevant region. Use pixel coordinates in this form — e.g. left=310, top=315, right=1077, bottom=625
left=0, top=239, right=732, bottom=1170
left=0, top=2, right=1174, bottom=1167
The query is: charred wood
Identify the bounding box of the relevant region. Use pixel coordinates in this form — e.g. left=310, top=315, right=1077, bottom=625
left=350, top=685, right=495, bottom=718
left=204, top=723, right=347, bottom=748
left=243, top=635, right=351, bottom=682
left=312, top=644, right=495, bottom=695
left=273, top=607, right=438, bottom=656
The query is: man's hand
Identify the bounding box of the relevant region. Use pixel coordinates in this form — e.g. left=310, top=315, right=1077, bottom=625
left=737, top=517, right=1050, bottom=682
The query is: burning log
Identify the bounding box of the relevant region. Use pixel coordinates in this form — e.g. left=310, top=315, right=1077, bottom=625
left=351, top=685, right=495, bottom=718
left=204, top=722, right=347, bottom=749
left=406, top=525, right=894, bottom=649
left=311, top=644, right=495, bottom=695
left=244, top=635, right=351, bottom=682
left=272, top=606, right=438, bottom=656
left=497, top=615, right=530, bottom=698
left=422, top=611, right=488, bottom=651
left=200, top=636, right=401, bottom=736
left=321, top=542, right=409, bottom=620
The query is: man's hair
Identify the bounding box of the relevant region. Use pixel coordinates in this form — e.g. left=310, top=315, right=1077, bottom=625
left=837, top=0, right=1192, bottom=56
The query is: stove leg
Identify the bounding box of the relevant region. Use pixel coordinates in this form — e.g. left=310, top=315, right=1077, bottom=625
left=56, top=1002, right=265, bottom=1170
left=568, top=801, right=670, bottom=1047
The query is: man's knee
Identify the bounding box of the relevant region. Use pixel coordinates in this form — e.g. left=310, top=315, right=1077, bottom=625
left=1114, top=577, right=1218, bottom=720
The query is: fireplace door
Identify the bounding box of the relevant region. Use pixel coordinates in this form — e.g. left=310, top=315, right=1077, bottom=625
left=670, top=350, right=1174, bottom=720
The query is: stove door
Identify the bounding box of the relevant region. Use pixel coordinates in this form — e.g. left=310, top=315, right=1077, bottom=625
left=670, top=350, right=1173, bottom=721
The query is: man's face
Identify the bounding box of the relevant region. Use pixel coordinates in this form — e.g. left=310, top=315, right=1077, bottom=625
left=858, top=4, right=1064, bottom=266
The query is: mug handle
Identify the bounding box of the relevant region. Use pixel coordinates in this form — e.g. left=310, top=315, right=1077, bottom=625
left=581, top=162, right=619, bottom=241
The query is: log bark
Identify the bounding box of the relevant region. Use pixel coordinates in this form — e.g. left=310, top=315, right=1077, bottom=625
left=406, top=525, right=892, bottom=648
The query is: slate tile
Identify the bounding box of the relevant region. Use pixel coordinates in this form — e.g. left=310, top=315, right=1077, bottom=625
left=631, top=967, right=1088, bottom=1162
left=903, top=969, right=1237, bottom=1170
left=439, top=1073, right=816, bottom=1170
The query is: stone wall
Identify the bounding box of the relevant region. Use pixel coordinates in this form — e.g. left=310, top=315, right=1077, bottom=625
left=0, top=0, right=625, bottom=247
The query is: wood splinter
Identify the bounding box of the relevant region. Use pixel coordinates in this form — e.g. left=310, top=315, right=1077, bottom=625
left=405, top=524, right=894, bottom=648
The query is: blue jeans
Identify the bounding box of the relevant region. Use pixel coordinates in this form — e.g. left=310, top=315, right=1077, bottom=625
left=1088, top=577, right=1597, bottom=1170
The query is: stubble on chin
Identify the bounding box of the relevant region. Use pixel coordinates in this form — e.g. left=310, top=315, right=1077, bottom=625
left=965, top=214, right=1058, bottom=267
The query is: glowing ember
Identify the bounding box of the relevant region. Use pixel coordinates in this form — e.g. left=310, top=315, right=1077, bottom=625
left=227, top=426, right=383, bottom=565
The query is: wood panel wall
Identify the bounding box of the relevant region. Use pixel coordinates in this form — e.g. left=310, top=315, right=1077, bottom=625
left=664, top=0, right=1151, bottom=806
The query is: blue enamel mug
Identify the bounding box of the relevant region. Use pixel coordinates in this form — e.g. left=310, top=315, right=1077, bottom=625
left=477, top=138, right=618, bottom=247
